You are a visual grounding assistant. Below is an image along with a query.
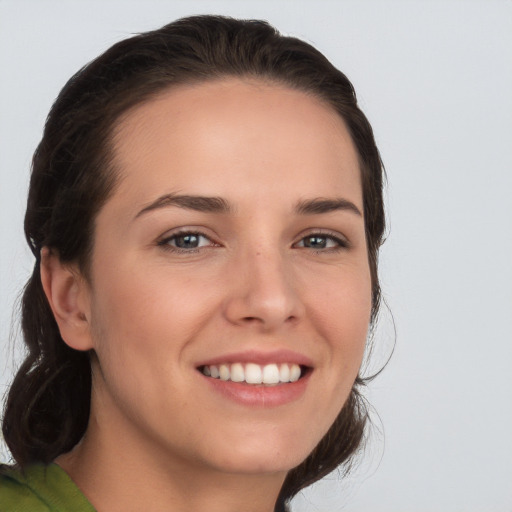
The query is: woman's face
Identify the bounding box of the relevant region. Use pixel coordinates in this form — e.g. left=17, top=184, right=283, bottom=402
left=81, top=79, right=372, bottom=476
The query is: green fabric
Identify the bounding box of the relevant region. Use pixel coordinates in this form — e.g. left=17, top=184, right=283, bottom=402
left=0, top=463, right=95, bottom=511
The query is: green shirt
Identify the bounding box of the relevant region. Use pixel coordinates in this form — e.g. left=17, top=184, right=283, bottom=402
left=0, top=463, right=95, bottom=511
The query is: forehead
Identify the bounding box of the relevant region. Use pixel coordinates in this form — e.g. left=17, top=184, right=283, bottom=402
left=109, top=78, right=362, bottom=210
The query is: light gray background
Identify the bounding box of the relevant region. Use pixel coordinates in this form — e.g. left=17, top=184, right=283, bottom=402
left=1, top=1, right=511, bottom=511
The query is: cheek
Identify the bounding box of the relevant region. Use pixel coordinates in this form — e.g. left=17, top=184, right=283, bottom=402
left=87, top=261, right=224, bottom=389
left=290, top=272, right=371, bottom=462
left=86, top=269, right=205, bottom=425
left=312, top=268, right=372, bottom=346
left=91, top=260, right=211, bottom=334
left=306, top=266, right=372, bottom=413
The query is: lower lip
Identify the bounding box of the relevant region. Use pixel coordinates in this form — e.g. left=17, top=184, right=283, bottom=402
left=201, top=371, right=311, bottom=408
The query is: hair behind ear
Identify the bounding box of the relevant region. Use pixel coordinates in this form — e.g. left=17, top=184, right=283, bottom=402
left=2, top=263, right=91, bottom=465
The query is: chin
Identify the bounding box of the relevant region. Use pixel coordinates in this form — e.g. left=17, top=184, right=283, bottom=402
left=200, top=432, right=316, bottom=476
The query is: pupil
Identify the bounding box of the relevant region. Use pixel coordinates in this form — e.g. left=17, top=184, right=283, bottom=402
left=305, top=236, right=326, bottom=248
left=176, top=234, right=199, bottom=248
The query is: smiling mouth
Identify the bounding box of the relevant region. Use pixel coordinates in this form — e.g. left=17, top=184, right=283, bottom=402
left=198, top=362, right=310, bottom=385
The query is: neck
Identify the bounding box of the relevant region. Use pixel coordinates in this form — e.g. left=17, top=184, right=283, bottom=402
left=56, top=404, right=287, bottom=512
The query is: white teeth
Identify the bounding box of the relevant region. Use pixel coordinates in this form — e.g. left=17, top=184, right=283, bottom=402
left=230, top=363, right=244, bottom=382
left=245, top=363, right=262, bottom=384
left=290, top=364, right=301, bottom=382
left=203, top=362, right=303, bottom=385
left=262, top=364, right=280, bottom=384
left=219, top=364, right=230, bottom=381
left=279, top=363, right=290, bottom=382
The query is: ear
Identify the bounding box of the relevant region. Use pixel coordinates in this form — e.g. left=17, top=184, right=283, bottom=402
left=40, top=247, right=94, bottom=351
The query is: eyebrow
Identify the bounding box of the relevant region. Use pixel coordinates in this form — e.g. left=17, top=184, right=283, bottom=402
left=295, top=197, right=362, bottom=217
left=135, top=194, right=231, bottom=218
left=135, top=194, right=362, bottom=219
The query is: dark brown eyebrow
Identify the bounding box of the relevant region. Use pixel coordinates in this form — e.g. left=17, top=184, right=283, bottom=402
left=295, top=197, right=362, bottom=217
left=135, top=194, right=361, bottom=219
left=135, top=194, right=231, bottom=218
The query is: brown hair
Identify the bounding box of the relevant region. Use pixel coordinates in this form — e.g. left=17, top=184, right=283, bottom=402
left=2, top=15, right=385, bottom=511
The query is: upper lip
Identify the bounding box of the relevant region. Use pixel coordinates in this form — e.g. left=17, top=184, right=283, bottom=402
left=196, top=349, right=314, bottom=368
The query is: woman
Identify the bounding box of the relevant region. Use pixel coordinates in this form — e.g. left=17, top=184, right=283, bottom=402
left=1, top=15, right=385, bottom=512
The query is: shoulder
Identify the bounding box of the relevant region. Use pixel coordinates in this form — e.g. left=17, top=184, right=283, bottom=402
left=0, top=465, right=42, bottom=511
left=0, top=464, right=95, bottom=512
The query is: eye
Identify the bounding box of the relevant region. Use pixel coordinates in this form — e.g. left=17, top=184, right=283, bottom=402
left=294, top=233, right=348, bottom=251
left=158, top=231, right=215, bottom=251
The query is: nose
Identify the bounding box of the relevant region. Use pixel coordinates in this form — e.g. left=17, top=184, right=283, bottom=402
left=223, top=247, right=305, bottom=331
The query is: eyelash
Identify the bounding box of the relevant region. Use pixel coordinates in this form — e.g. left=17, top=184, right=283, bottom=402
left=157, top=230, right=217, bottom=253
left=293, top=231, right=349, bottom=253
left=157, top=230, right=349, bottom=254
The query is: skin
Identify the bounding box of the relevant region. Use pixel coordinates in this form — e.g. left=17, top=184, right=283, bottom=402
left=42, top=79, right=372, bottom=512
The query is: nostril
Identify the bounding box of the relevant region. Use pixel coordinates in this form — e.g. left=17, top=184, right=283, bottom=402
left=242, top=316, right=261, bottom=322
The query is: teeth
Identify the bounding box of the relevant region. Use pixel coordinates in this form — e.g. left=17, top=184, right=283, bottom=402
left=262, top=364, right=280, bottom=385
left=230, top=363, right=244, bottom=382
left=219, top=364, right=230, bottom=381
left=245, top=363, right=262, bottom=384
left=279, top=363, right=290, bottom=382
left=290, top=364, right=301, bottom=382
left=201, top=362, right=303, bottom=385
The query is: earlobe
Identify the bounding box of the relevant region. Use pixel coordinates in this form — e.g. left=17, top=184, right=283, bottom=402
left=40, top=247, right=94, bottom=351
